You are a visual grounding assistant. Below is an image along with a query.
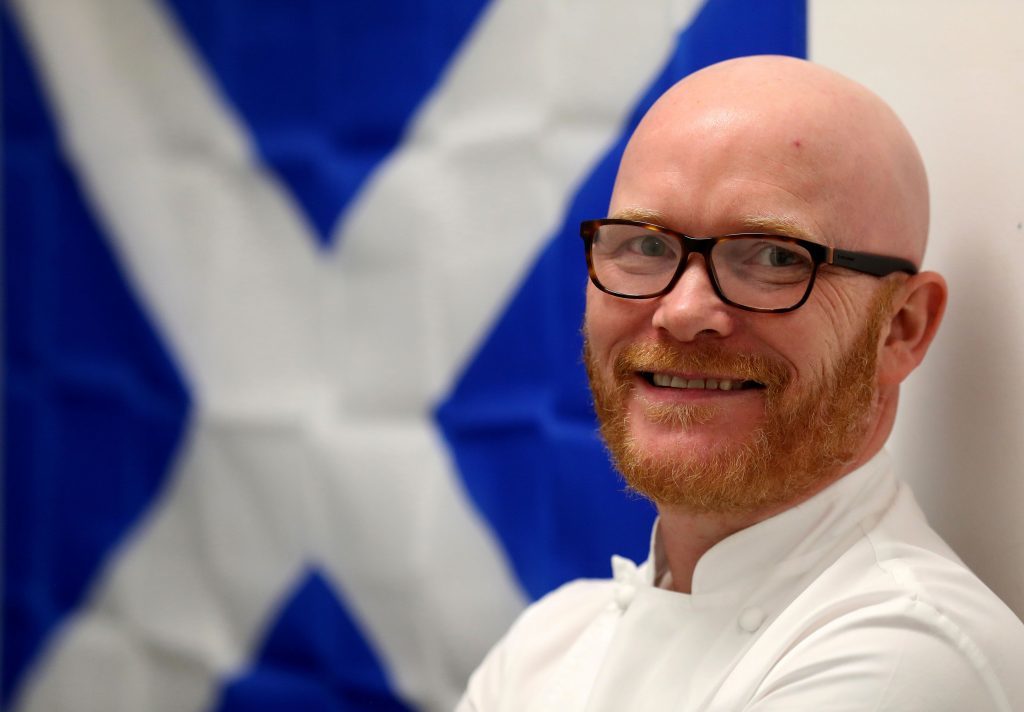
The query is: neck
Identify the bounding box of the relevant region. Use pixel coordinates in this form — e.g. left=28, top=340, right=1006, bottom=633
left=655, top=453, right=878, bottom=593
left=655, top=504, right=782, bottom=594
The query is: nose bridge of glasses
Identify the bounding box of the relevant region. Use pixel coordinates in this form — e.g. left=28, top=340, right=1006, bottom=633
left=666, top=244, right=721, bottom=299
left=678, top=235, right=719, bottom=276
left=680, top=233, right=717, bottom=257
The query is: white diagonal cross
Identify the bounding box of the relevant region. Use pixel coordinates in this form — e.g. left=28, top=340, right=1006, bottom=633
left=9, top=0, right=702, bottom=709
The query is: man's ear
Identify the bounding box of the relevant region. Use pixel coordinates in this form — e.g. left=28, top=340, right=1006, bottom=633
left=878, top=271, right=947, bottom=386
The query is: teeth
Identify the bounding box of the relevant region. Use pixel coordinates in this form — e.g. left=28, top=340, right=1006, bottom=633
left=651, top=374, right=739, bottom=391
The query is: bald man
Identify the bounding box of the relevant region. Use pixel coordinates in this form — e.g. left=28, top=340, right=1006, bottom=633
left=458, top=56, right=1024, bottom=711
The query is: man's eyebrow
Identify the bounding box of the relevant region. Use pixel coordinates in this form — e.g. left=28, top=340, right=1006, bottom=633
left=609, top=207, right=668, bottom=224
left=607, top=209, right=824, bottom=243
left=738, top=214, right=820, bottom=242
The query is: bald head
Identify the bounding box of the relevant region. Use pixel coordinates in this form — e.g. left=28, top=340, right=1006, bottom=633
left=612, top=55, right=929, bottom=263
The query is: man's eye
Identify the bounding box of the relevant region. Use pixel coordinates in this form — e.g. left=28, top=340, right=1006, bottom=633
left=635, top=235, right=668, bottom=257
left=761, top=245, right=808, bottom=267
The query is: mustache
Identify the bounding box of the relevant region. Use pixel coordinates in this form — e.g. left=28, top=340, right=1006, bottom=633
left=613, top=341, right=790, bottom=392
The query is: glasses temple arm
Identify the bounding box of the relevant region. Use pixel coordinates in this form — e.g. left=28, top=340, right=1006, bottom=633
left=828, top=247, right=918, bottom=276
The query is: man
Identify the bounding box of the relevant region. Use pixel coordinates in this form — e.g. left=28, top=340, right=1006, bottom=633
left=458, top=55, right=1024, bottom=710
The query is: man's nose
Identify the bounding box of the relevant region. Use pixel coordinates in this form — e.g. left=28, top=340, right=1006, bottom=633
left=651, top=254, right=736, bottom=341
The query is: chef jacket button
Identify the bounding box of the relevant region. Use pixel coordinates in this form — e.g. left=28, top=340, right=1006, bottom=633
left=615, top=584, right=636, bottom=610
left=738, top=607, right=765, bottom=633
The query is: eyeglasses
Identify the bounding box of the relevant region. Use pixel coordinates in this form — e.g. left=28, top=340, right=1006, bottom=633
left=580, top=219, right=918, bottom=313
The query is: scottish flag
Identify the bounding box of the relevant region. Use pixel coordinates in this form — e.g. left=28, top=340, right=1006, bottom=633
left=3, top=1, right=805, bottom=709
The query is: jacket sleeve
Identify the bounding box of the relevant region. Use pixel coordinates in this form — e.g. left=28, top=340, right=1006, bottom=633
left=455, top=579, right=615, bottom=712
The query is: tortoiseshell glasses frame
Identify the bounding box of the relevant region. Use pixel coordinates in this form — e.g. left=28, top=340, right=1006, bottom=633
left=580, top=219, right=918, bottom=314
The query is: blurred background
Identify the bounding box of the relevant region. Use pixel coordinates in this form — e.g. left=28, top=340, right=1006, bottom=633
left=3, top=1, right=1021, bottom=710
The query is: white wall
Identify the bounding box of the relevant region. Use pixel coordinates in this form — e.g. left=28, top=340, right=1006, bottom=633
left=810, top=0, right=1024, bottom=618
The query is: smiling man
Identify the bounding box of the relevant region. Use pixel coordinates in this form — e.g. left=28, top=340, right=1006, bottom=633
left=458, top=56, right=1024, bottom=710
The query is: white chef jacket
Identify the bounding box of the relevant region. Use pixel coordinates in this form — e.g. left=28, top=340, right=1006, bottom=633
left=458, top=451, right=1024, bottom=711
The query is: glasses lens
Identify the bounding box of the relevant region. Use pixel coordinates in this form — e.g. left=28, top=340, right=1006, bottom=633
left=589, top=223, right=682, bottom=297
left=712, top=236, right=815, bottom=310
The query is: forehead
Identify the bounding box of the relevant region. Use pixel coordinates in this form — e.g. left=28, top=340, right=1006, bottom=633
left=617, top=107, right=837, bottom=229
left=608, top=71, right=926, bottom=260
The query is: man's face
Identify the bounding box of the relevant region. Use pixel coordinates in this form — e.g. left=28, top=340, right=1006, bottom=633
left=584, top=103, right=894, bottom=514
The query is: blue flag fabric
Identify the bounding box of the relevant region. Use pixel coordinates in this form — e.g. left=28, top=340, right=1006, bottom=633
left=2, top=1, right=805, bottom=710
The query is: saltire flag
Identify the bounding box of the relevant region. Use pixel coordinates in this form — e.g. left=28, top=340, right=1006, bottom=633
left=2, top=1, right=805, bottom=709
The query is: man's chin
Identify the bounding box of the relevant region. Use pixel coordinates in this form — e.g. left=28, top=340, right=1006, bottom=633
left=627, top=397, right=763, bottom=446
left=612, top=433, right=767, bottom=513
left=626, top=420, right=737, bottom=460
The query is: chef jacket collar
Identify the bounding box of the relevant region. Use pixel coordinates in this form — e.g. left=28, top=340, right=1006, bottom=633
left=616, top=450, right=898, bottom=600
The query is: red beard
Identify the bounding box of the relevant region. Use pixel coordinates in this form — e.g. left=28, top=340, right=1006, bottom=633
left=585, top=285, right=894, bottom=514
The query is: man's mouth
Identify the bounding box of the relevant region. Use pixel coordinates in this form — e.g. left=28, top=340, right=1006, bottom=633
left=641, top=372, right=765, bottom=391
